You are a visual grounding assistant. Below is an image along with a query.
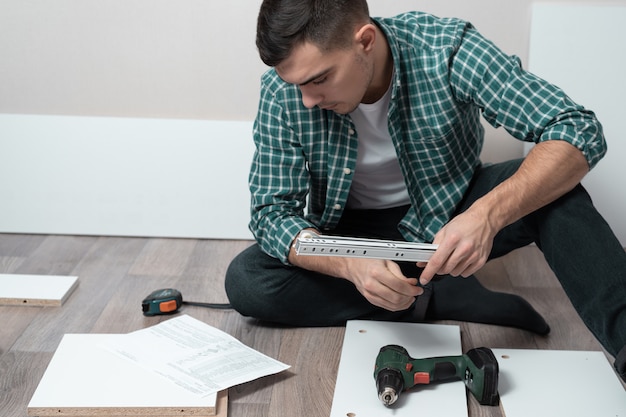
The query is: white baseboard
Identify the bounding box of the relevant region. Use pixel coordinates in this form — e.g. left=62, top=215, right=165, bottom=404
left=0, top=114, right=254, bottom=239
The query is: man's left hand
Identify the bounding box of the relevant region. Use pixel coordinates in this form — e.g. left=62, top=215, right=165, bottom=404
left=417, top=207, right=496, bottom=285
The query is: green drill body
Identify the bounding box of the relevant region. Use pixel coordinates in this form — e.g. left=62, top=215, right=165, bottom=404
left=374, top=345, right=500, bottom=407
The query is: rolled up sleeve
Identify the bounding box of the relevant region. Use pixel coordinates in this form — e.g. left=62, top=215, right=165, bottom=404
left=450, top=24, right=607, bottom=169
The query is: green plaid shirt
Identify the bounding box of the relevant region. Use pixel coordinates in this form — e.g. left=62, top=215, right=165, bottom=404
left=249, top=12, right=606, bottom=264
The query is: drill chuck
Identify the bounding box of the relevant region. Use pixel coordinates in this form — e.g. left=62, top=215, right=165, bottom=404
left=376, top=367, right=404, bottom=406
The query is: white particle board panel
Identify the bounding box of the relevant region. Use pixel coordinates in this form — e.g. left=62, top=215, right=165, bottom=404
left=27, top=333, right=227, bottom=416
left=0, top=114, right=254, bottom=239
left=0, top=274, right=78, bottom=306
left=330, top=320, right=467, bottom=417
left=528, top=4, right=626, bottom=245
left=493, top=349, right=625, bottom=417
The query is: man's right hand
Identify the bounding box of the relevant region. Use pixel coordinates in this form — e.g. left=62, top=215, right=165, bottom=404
left=289, top=229, right=424, bottom=311
left=288, top=237, right=422, bottom=311
left=342, top=257, right=423, bottom=311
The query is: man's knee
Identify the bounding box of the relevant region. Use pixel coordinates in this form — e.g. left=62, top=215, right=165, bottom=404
left=224, top=245, right=258, bottom=314
left=224, top=244, right=289, bottom=317
left=534, top=183, right=597, bottom=227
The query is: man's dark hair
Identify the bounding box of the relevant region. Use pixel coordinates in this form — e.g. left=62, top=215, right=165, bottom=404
left=256, top=0, right=371, bottom=67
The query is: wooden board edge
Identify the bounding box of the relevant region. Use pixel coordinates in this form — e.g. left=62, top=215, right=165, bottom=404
left=27, top=390, right=227, bottom=417
left=27, top=405, right=215, bottom=416
left=215, top=389, right=228, bottom=417
left=0, top=297, right=61, bottom=307
left=0, top=276, right=79, bottom=307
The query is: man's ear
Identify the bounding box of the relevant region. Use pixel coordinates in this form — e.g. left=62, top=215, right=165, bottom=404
left=354, top=23, right=377, bottom=52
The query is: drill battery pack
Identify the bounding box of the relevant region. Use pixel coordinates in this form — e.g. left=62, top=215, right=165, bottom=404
left=465, top=347, right=500, bottom=406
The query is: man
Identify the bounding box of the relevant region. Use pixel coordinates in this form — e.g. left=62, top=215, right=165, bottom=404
left=225, top=0, right=626, bottom=381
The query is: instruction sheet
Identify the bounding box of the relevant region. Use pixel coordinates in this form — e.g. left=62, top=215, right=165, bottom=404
left=104, top=314, right=290, bottom=397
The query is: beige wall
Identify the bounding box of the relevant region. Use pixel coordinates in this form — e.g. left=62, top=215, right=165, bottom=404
left=2, top=0, right=625, bottom=162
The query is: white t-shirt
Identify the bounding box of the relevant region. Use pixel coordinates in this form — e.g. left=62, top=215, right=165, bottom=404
left=347, top=84, right=410, bottom=209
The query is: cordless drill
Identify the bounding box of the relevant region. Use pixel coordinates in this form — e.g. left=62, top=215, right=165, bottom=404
left=374, top=345, right=500, bottom=407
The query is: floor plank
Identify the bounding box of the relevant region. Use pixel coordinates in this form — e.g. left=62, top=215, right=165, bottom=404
left=0, top=256, right=26, bottom=274
left=0, top=351, right=54, bottom=416
left=0, top=306, right=41, bottom=354
left=13, top=235, right=98, bottom=276
left=0, top=234, right=46, bottom=258
left=128, top=238, right=199, bottom=277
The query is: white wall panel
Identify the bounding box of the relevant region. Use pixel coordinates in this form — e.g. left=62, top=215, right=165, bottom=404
left=0, top=115, right=254, bottom=239
left=528, top=4, right=626, bottom=245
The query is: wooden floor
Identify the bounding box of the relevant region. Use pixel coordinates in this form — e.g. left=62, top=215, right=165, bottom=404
left=1, top=233, right=623, bottom=417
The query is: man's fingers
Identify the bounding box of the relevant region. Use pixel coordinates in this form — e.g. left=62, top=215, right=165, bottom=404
left=419, top=264, right=436, bottom=285
left=420, top=248, right=486, bottom=283
left=367, top=262, right=423, bottom=311
left=419, top=244, right=451, bottom=285
left=362, top=282, right=417, bottom=311
left=386, top=261, right=420, bottom=286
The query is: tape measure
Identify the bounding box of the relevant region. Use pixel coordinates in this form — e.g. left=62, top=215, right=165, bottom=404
left=141, top=288, right=232, bottom=316
left=142, top=288, right=183, bottom=316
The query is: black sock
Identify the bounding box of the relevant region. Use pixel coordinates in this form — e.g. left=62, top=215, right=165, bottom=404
left=425, top=275, right=550, bottom=335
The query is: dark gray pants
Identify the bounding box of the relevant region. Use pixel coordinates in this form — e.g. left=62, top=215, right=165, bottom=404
left=225, top=159, right=626, bottom=358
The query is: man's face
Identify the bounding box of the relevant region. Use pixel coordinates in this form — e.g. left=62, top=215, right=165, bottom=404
left=276, top=41, right=374, bottom=114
